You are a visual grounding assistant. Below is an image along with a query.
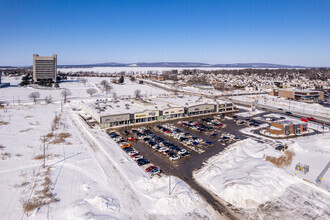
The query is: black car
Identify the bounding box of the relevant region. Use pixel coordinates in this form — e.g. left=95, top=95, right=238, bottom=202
left=137, top=159, right=150, bottom=166
left=123, top=147, right=134, bottom=152
left=285, top=111, right=293, bottom=116
left=123, top=130, right=129, bottom=135
left=109, top=133, right=119, bottom=138
left=181, top=152, right=191, bottom=157
left=278, top=108, right=283, bottom=111
left=210, top=133, right=218, bottom=137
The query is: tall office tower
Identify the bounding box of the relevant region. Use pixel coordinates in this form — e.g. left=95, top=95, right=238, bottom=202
left=33, top=54, right=57, bottom=82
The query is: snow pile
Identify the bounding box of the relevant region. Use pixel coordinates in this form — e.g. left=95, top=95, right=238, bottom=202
left=284, top=134, right=330, bottom=190
left=194, top=138, right=297, bottom=209
left=134, top=175, right=215, bottom=217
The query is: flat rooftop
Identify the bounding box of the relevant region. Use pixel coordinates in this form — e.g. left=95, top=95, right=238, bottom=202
left=276, top=119, right=306, bottom=125
left=83, top=95, right=230, bottom=116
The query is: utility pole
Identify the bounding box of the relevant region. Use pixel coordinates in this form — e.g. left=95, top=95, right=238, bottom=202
left=43, top=135, right=46, bottom=168
left=169, top=175, right=171, bottom=195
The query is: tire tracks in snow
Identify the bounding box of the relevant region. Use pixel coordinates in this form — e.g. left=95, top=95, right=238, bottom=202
left=68, top=110, right=151, bottom=219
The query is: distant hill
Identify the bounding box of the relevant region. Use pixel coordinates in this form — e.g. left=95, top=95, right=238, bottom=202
left=57, top=62, right=307, bottom=68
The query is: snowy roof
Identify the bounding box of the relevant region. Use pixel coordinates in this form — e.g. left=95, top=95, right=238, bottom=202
left=83, top=95, right=229, bottom=116
left=276, top=119, right=306, bottom=125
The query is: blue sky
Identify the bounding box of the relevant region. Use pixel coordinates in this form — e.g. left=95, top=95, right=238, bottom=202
left=0, top=0, right=329, bottom=66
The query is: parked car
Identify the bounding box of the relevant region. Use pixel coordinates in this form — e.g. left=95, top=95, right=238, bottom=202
left=146, top=166, right=157, bottom=172
left=131, top=153, right=141, bottom=158
left=137, top=159, right=150, bottom=166
left=133, top=155, right=144, bottom=161
left=178, top=149, right=187, bottom=155
left=149, top=167, right=161, bottom=175
left=169, top=154, right=180, bottom=161
left=307, top=117, right=316, bottom=121
left=181, top=152, right=191, bottom=158
left=285, top=111, right=293, bottom=116
left=123, top=130, right=129, bottom=135
left=127, top=137, right=137, bottom=141
left=120, top=143, right=131, bottom=148
left=128, top=151, right=139, bottom=156
left=117, top=139, right=126, bottom=144
left=278, top=108, right=283, bottom=111
left=123, top=147, right=134, bottom=152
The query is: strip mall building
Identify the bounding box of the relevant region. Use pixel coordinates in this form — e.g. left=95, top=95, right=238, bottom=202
left=269, top=89, right=324, bottom=102
left=81, top=97, right=235, bottom=128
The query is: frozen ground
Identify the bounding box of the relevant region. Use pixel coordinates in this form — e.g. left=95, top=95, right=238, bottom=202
left=0, top=79, right=220, bottom=219
left=194, top=138, right=330, bottom=219
left=0, top=76, right=167, bottom=104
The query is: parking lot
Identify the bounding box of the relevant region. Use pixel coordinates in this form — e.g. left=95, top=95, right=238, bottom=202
left=108, top=114, right=249, bottom=179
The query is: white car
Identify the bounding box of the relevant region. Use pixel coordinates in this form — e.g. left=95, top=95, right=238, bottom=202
left=178, top=149, right=187, bottom=155
left=128, top=151, right=139, bottom=156
left=169, top=155, right=180, bottom=161
left=133, top=155, right=144, bottom=161
left=114, top=137, right=123, bottom=142
left=159, top=147, right=169, bottom=152
left=152, top=144, right=160, bottom=150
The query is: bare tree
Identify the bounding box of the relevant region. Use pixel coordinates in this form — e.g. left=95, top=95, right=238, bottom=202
left=100, top=80, right=109, bottom=93
left=81, top=78, right=88, bottom=86
left=113, top=92, right=118, bottom=101
left=134, top=89, right=141, bottom=99
left=44, top=95, right=53, bottom=104
left=61, top=88, right=72, bottom=103
left=104, top=84, right=113, bottom=95
left=28, top=92, right=40, bottom=104
left=86, top=88, right=97, bottom=97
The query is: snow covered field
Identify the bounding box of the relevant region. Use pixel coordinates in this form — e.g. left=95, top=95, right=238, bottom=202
left=0, top=105, right=218, bottom=219
left=0, top=76, right=167, bottom=104
left=194, top=136, right=330, bottom=219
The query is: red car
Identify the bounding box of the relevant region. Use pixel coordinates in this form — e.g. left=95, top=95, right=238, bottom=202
left=131, top=154, right=140, bottom=158
left=127, top=137, right=137, bottom=141
left=307, top=117, right=316, bottom=121
left=145, top=166, right=157, bottom=172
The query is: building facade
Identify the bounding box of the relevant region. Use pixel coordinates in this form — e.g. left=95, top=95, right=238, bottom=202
left=33, top=54, right=57, bottom=82
left=267, top=120, right=308, bottom=135
left=82, top=101, right=236, bottom=128
left=269, top=89, right=324, bottom=102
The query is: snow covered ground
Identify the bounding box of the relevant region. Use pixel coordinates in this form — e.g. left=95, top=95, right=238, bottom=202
left=0, top=80, right=219, bottom=219
left=0, top=76, right=168, bottom=104
left=194, top=136, right=330, bottom=219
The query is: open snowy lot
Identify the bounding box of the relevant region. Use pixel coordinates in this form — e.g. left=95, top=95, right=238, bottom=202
left=0, top=80, right=220, bottom=219
left=0, top=76, right=168, bottom=104
left=194, top=137, right=330, bottom=219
